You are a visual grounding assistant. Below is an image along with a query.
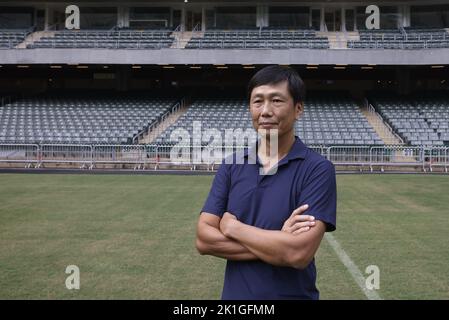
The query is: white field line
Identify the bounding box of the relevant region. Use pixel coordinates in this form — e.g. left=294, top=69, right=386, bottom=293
left=325, top=233, right=382, bottom=300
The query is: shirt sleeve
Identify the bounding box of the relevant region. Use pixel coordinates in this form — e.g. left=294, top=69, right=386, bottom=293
left=200, top=159, right=231, bottom=218
left=297, top=159, right=337, bottom=232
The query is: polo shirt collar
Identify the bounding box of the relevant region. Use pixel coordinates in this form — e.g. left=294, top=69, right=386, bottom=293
left=244, top=135, right=307, bottom=165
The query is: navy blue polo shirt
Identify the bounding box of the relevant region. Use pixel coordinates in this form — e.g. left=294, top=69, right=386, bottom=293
left=201, top=136, right=337, bottom=300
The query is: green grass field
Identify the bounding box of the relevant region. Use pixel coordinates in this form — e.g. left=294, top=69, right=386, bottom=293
left=0, top=173, right=448, bottom=299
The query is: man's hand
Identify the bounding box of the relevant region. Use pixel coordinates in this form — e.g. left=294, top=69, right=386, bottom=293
left=282, top=204, right=316, bottom=235
left=196, top=212, right=258, bottom=261
left=220, top=212, right=238, bottom=237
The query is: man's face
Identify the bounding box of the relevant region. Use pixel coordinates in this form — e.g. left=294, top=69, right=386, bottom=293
left=249, top=81, right=303, bottom=138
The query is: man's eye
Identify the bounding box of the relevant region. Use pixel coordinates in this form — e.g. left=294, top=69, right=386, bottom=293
left=273, top=99, right=283, bottom=103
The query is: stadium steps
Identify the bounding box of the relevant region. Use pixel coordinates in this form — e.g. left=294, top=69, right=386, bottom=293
left=343, top=31, right=360, bottom=45
left=361, top=106, right=404, bottom=145
left=139, top=103, right=189, bottom=144
left=16, top=31, right=55, bottom=49
left=171, top=31, right=200, bottom=49
left=316, top=31, right=359, bottom=49
left=317, top=32, right=346, bottom=49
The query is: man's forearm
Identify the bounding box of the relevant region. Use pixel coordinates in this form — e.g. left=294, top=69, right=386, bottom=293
left=196, top=222, right=258, bottom=261
left=222, top=219, right=320, bottom=268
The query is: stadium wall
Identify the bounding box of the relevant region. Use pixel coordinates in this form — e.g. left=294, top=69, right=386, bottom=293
left=2, top=47, right=449, bottom=65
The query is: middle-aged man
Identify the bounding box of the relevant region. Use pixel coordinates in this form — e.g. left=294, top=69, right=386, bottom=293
left=196, top=65, right=337, bottom=300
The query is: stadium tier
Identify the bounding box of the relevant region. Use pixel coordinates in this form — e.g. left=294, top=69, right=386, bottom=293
left=154, top=94, right=383, bottom=146
left=10, top=27, right=449, bottom=51
left=3, top=93, right=447, bottom=147
left=369, top=92, right=449, bottom=146
left=0, top=95, right=177, bottom=144
left=348, top=28, right=449, bottom=49
left=17, top=27, right=449, bottom=51
left=185, top=28, right=329, bottom=49
left=27, top=28, right=175, bottom=49
left=0, top=2, right=449, bottom=54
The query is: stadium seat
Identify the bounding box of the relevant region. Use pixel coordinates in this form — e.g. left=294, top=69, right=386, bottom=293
left=27, top=28, right=175, bottom=49
left=368, top=91, right=449, bottom=146
left=348, top=28, right=449, bottom=50
left=0, top=94, right=178, bottom=144
left=185, top=28, right=329, bottom=50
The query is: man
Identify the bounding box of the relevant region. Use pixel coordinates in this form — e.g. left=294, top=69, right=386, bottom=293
left=196, top=65, right=337, bottom=300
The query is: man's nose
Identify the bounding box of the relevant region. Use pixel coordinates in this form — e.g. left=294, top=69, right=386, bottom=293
left=261, top=102, right=274, bottom=116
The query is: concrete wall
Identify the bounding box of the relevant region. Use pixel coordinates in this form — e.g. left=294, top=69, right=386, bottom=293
left=1, top=48, right=449, bottom=65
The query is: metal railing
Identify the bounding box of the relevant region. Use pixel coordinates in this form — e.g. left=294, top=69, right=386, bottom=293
left=368, top=103, right=404, bottom=144
left=34, top=38, right=171, bottom=50
left=328, top=146, right=372, bottom=166
left=132, top=99, right=184, bottom=144
left=1, top=143, right=447, bottom=172
left=92, top=144, right=146, bottom=169
left=349, top=38, right=449, bottom=49
left=0, top=144, right=40, bottom=167
left=364, top=29, right=449, bottom=42
left=40, top=144, right=93, bottom=168
left=189, top=39, right=328, bottom=49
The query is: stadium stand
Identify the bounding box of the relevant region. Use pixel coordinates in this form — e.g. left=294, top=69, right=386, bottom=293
left=27, top=28, right=175, bottom=49
left=0, top=28, right=32, bottom=49
left=369, top=92, right=449, bottom=146
left=298, top=93, right=383, bottom=145
left=185, top=28, right=329, bottom=49
left=154, top=93, right=383, bottom=146
left=0, top=95, right=178, bottom=144
left=347, top=28, right=449, bottom=49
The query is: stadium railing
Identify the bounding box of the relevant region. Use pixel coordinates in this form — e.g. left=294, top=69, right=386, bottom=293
left=39, top=144, right=93, bottom=169
left=327, top=146, right=372, bottom=167
left=0, top=143, right=40, bottom=168
left=132, top=99, right=184, bottom=144
left=367, top=103, right=404, bottom=144
left=186, top=39, right=328, bottom=49
left=0, top=144, right=447, bottom=172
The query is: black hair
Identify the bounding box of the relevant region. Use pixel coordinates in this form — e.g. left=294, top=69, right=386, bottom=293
left=247, top=65, right=306, bottom=105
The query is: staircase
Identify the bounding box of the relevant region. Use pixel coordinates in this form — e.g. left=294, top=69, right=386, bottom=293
left=361, top=105, right=403, bottom=145
left=171, top=31, right=202, bottom=49
left=139, top=104, right=189, bottom=144
left=317, top=32, right=344, bottom=49
left=16, top=31, right=55, bottom=49
left=361, top=105, right=418, bottom=163
left=343, top=31, right=360, bottom=47
left=317, top=31, right=360, bottom=49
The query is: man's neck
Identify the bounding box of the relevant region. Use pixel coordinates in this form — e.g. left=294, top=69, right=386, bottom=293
left=258, top=132, right=295, bottom=163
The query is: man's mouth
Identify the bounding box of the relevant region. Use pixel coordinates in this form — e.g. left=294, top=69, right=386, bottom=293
left=259, top=122, right=278, bottom=128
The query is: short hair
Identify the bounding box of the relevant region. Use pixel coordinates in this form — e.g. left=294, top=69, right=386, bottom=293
left=247, top=65, right=306, bottom=105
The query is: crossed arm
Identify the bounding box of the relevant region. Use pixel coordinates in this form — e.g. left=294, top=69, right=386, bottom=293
left=195, top=205, right=326, bottom=270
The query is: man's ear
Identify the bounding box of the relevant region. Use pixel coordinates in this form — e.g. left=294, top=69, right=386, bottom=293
left=295, top=102, right=304, bottom=120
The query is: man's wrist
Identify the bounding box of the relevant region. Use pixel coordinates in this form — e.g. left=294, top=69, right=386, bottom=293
left=222, top=218, right=242, bottom=239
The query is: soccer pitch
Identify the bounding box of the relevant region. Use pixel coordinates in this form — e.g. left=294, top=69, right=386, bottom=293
left=0, top=173, right=448, bottom=299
